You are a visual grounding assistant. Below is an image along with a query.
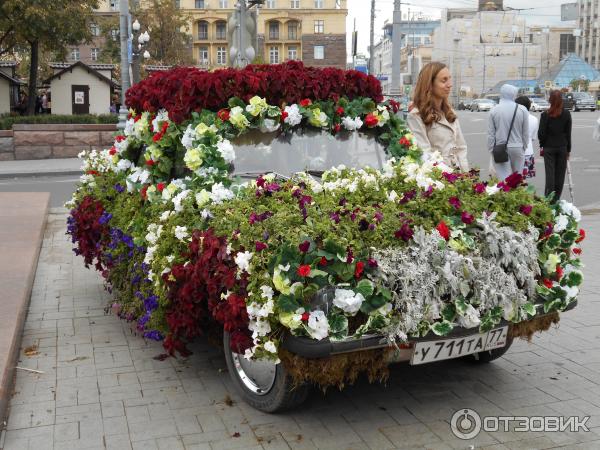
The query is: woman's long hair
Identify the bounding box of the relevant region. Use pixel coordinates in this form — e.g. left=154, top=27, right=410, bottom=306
left=412, top=62, right=456, bottom=126
left=548, top=90, right=563, bottom=118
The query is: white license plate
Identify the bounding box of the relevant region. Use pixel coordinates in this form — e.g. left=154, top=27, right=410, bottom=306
left=410, top=326, right=508, bottom=365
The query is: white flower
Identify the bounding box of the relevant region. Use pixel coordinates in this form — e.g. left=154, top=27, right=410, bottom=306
left=216, top=139, right=236, bottom=163
left=260, top=285, right=274, bottom=300
left=333, top=289, right=364, bottom=315
left=181, top=124, right=197, bottom=149
left=174, top=226, right=189, bottom=241
left=195, top=189, right=211, bottom=207
left=234, top=251, right=253, bottom=273
left=249, top=319, right=271, bottom=337
left=264, top=341, right=277, bottom=354
left=124, top=118, right=135, bottom=136
left=229, top=106, right=250, bottom=129
left=341, top=116, right=363, bottom=131
left=260, top=118, right=280, bottom=133
left=152, top=109, right=170, bottom=133
left=486, top=185, right=500, bottom=195
left=245, top=96, right=268, bottom=116
left=554, top=214, right=569, bottom=232
left=172, top=189, right=190, bottom=212
left=456, top=303, right=481, bottom=328
left=209, top=182, right=234, bottom=204
left=388, top=190, right=399, bottom=202
left=115, top=158, right=132, bottom=173
left=558, top=200, right=581, bottom=222
left=159, top=210, right=172, bottom=221
left=278, top=263, right=290, bottom=272
left=284, top=104, right=302, bottom=126
left=563, top=285, right=579, bottom=300
left=201, top=209, right=212, bottom=219
left=306, top=310, right=329, bottom=340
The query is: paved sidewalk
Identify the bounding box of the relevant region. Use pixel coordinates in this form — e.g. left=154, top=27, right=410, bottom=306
left=1, top=211, right=600, bottom=450
left=0, top=159, right=82, bottom=179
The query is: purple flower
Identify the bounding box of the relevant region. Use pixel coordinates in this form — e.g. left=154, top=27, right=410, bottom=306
left=473, top=183, right=486, bottom=194
left=98, top=212, right=112, bottom=225
left=394, top=223, right=414, bottom=242
left=137, top=312, right=150, bottom=330
left=367, top=258, right=378, bottom=268
left=519, top=204, right=533, bottom=216
left=143, top=330, right=163, bottom=341
left=400, top=190, right=416, bottom=204
left=374, top=211, right=384, bottom=222
left=461, top=211, right=475, bottom=225
left=358, top=219, right=370, bottom=231
left=265, top=183, right=281, bottom=193
left=449, top=196, right=461, bottom=209
left=114, top=184, right=125, bottom=193
left=298, top=240, right=310, bottom=253
left=338, top=197, right=347, bottom=207
left=144, top=295, right=158, bottom=312
left=249, top=211, right=273, bottom=225
left=442, top=172, right=459, bottom=183
left=422, top=186, right=434, bottom=198
left=330, top=212, right=340, bottom=224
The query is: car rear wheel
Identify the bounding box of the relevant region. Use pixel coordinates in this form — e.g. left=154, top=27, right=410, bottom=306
left=467, top=336, right=513, bottom=363
left=223, top=331, right=309, bottom=412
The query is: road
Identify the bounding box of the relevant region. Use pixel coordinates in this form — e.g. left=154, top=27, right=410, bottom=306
left=0, top=111, right=598, bottom=208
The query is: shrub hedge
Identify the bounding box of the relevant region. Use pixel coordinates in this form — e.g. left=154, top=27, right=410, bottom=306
left=0, top=114, right=118, bottom=130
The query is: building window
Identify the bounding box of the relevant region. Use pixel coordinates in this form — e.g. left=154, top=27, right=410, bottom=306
left=269, top=21, right=280, bottom=40
left=199, top=46, right=209, bottom=65
left=314, top=20, right=324, bottom=33
left=110, top=29, right=119, bottom=41
left=175, top=0, right=180, bottom=8
left=195, top=0, right=205, bottom=7
left=288, top=45, right=297, bottom=60
left=198, top=21, right=208, bottom=40
left=217, top=46, right=227, bottom=65
left=91, top=48, right=100, bottom=61
left=219, top=0, right=228, bottom=7
left=315, top=0, right=324, bottom=7
left=70, top=48, right=80, bottom=61
left=314, top=45, right=324, bottom=59
left=291, top=0, right=300, bottom=7
left=266, top=0, right=276, bottom=7
left=270, top=46, right=280, bottom=64
left=90, top=23, right=100, bottom=37
left=110, top=0, right=118, bottom=11
left=216, top=21, right=227, bottom=40
left=288, top=22, right=298, bottom=39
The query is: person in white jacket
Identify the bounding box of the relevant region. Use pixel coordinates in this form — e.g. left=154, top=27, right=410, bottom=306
left=406, top=62, right=469, bottom=172
left=515, top=95, right=539, bottom=178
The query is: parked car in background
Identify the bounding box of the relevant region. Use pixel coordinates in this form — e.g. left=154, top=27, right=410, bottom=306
left=470, top=99, right=495, bottom=112
left=458, top=100, right=473, bottom=110
left=562, top=93, right=575, bottom=110
left=531, top=98, right=550, bottom=112
left=572, top=92, right=596, bottom=111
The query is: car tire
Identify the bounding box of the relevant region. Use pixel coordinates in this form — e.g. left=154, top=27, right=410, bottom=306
left=223, top=331, right=309, bottom=412
left=467, top=336, right=513, bottom=363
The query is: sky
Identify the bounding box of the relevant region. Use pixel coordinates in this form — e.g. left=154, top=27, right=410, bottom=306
left=346, top=0, right=574, bottom=59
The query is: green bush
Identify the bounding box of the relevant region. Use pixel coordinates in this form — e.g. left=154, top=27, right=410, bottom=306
left=0, top=113, right=118, bottom=130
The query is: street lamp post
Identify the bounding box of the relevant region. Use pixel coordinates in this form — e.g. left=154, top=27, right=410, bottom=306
left=118, top=0, right=130, bottom=129
left=131, top=19, right=151, bottom=85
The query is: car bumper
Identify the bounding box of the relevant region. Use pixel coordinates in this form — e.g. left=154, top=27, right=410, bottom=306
left=281, top=301, right=577, bottom=360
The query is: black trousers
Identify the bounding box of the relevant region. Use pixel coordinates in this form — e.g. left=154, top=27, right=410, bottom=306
left=543, top=146, right=568, bottom=201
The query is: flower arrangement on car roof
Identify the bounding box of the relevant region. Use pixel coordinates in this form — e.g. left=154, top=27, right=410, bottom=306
left=67, top=63, right=585, bottom=374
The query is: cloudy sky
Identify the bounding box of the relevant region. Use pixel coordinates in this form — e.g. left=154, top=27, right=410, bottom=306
left=346, top=0, right=575, bottom=58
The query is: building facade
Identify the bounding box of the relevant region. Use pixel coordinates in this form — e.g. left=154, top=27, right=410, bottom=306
left=576, top=0, right=600, bottom=69
left=71, top=1, right=347, bottom=69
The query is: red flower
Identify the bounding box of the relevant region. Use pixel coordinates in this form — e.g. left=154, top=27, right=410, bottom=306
left=140, top=185, right=149, bottom=200
left=86, top=170, right=99, bottom=176
left=152, top=133, right=162, bottom=142
left=367, top=258, right=378, bottom=268
left=520, top=204, right=533, bottom=216
left=109, top=147, right=117, bottom=155
left=255, top=241, right=268, bottom=251
left=504, top=172, right=524, bottom=189
left=157, top=182, right=165, bottom=192
left=473, top=183, right=486, bottom=194
left=449, top=196, right=461, bottom=209
left=333, top=123, right=341, bottom=133
left=542, top=278, right=554, bottom=289
left=436, top=221, right=451, bottom=240
left=576, top=229, right=586, bottom=243
left=115, top=135, right=126, bottom=142
left=336, top=106, right=345, bottom=115
left=301, top=312, right=310, bottom=322
left=461, top=211, right=474, bottom=225
left=364, top=113, right=379, bottom=127
left=146, top=159, right=155, bottom=166
left=298, top=240, right=310, bottom=253
left=297, top=265, right=311, bottom=277
left=299, top=98, right=312, bottom=107
left=319, top=256, right=328, bottom=266
left=281, top=109, right=288, bottom=121
left=354, top=261, right=364, bottom=279
left=217, top=108, right=230, bottom=121
left=399, top=136, right=411, bottom=147
left=555, top=265, right=564, bottom=280
left=394, top=223, right=414, bottom=242
left=573, top=247, right=582, bottom=255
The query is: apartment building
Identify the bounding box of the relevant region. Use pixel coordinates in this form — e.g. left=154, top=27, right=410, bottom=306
left=74, top=0, right=347, bottom=69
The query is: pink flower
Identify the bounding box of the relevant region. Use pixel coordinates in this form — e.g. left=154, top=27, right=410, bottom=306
left=394, top=223, right=414, bottom=242
left=442, top=172, right=459, bottom=183
left=449, top=197, right=461, bottom=209
left=255, top=241, right=268, bottom=251
left=473, top=183, right=486, bottom=194
left=298, top=240, right=310, bottom=253
left=519, top=204, right=533, bottom=216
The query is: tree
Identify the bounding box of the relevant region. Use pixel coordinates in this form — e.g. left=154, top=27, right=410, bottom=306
left=97, top=15, right=121, bottom=65
left=133, top=0, right=193, bottom=66
left=570, top=78, right=590, bottom=92
left=0, top=0, right=98, bottom=114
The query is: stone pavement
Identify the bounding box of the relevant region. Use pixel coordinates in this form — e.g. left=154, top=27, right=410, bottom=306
left=0, top=158, right=81, bottom=179
left=1, top=210, right=600, bottom=450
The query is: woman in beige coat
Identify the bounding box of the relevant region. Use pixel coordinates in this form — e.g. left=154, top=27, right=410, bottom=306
left=406, top=62, right=469, bottom=172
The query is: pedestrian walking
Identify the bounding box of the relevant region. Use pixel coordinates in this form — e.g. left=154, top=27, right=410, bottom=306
left=538, top=90, right=572, bottom=202
left=515, top=95, right=539, bottom=178
left=41, top=91, right=49, bottom=114
left=487, top=84, right=529, bottom=181
left=406, top=61, right=469, bottom=171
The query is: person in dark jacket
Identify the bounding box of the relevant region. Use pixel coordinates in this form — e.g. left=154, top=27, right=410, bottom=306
left=538, top=90, right=572, bottom=201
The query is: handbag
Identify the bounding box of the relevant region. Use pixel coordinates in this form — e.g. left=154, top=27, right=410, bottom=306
left=492, top=105, right=518, bottom=163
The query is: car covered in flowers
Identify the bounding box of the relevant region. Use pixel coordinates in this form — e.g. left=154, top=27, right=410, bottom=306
left=67, top=62, right=585, bottom=412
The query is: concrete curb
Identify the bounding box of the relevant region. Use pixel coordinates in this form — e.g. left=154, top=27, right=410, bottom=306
left=0, top=170, right=82, bottom=180
left=0, top=193, right=50, bottom=427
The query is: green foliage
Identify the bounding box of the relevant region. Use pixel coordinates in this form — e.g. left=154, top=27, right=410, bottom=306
left=0, top=114, right=118, bottom=130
